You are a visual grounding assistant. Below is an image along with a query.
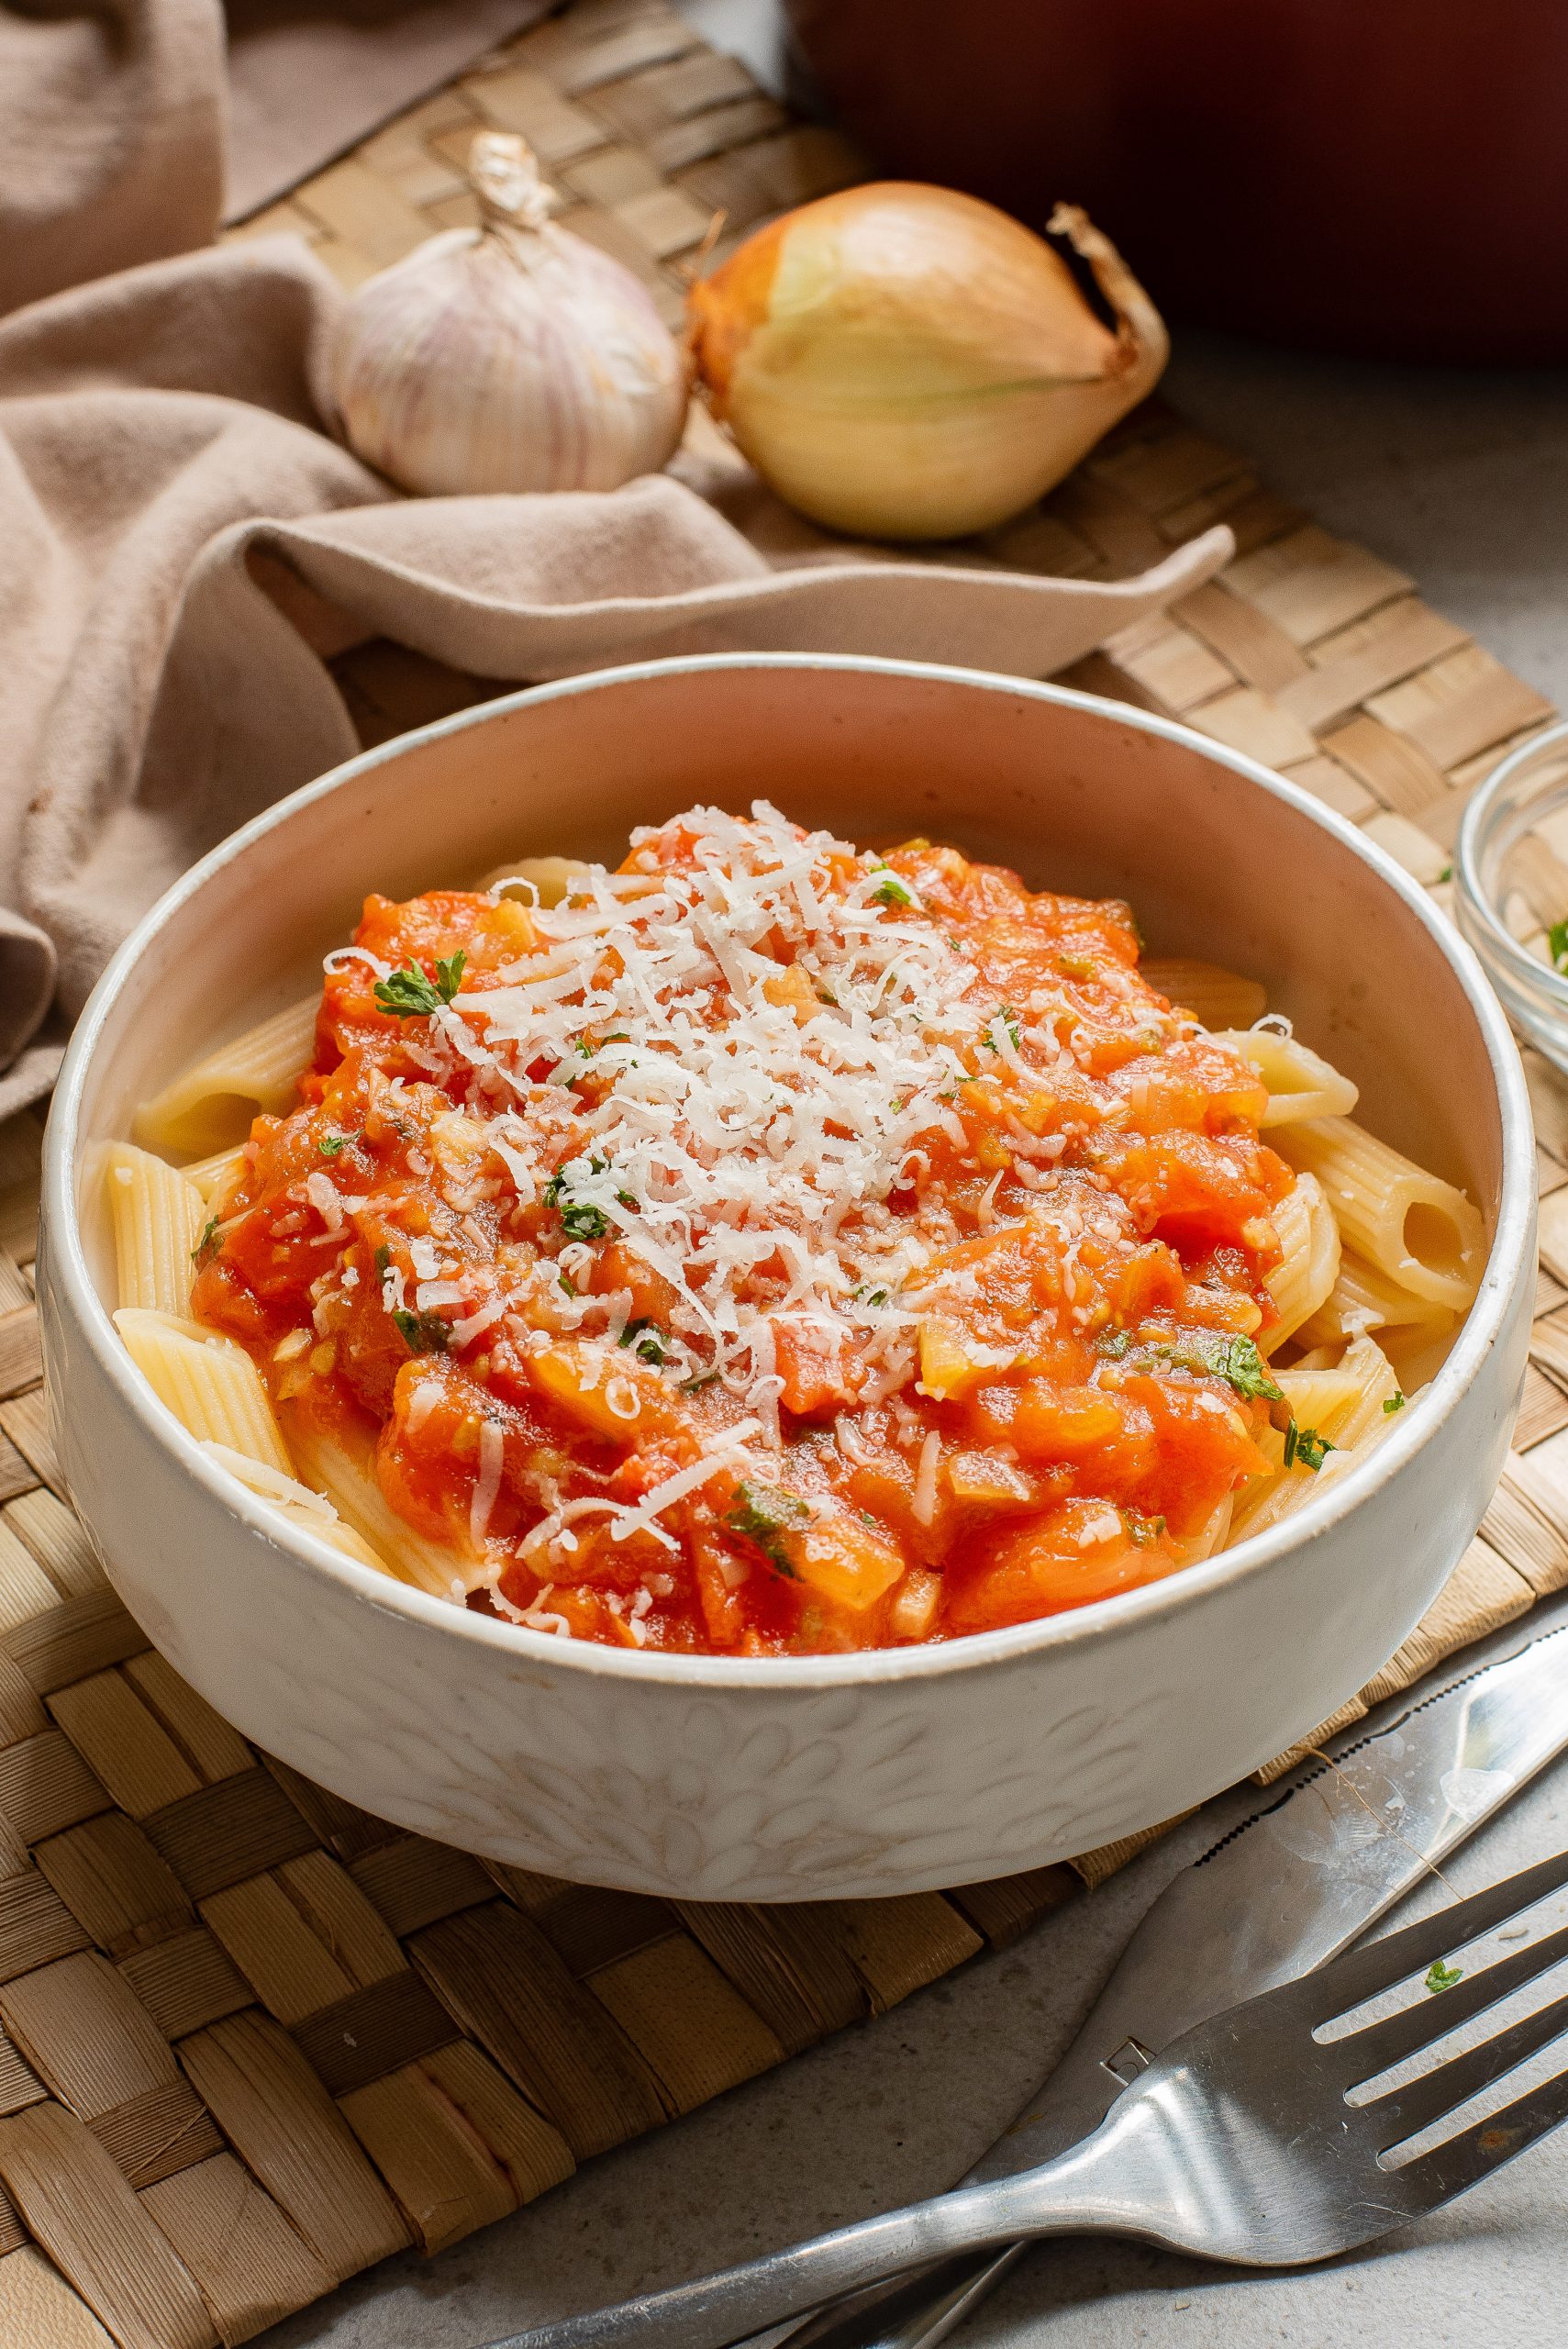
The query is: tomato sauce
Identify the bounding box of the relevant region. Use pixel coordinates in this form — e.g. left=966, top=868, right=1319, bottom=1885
left=192, top=808, right=1294, bottom=1653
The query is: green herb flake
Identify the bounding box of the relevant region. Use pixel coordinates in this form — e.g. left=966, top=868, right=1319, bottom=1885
left=1551, top=919, right=1568, bottom=974
left=1283, top=1419, right=1334, bottom=1472
left=392, top=1308, right=450, bottom=1355
left=1123, top=1508, right=1167, bottom=1548
left=373, top=1243, right=392, bottom=1279
left=318, top=1133, right=349, bottom=1160
left=543, top=1156, right=616, bottom=1242
left=1425, top=1957, right=1463, bottom=1995
left=873, top=873, right=915, bottom=910
left=679, top=1368, right=719, bottom=1393
left=726, top=1481, right=811, bottom=1577
left=618, top=1317, right=669, bottom=1366
left=1156, top=1329, right=1282, bottom=1402
left=982, top=1006, right=1022, bottom=1052
left=190, top=1216, right=220, bottom=1267
left=373, top=950, right=467, bottom=1019
left=1384, top=1391, right=1407, bottom=1415
left=1437, top=864, right=1454, bottom=886
left=1095, top=1326, right=1131, bottom=1361
left=559, top=1272, right=577, bottom=1297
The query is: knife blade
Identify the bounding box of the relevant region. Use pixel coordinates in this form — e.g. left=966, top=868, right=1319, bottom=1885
left=767, top=1588, right=1568, bottom=2349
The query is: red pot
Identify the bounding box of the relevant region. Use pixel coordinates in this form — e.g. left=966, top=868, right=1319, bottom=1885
left=787, top=0, right=1568, bottom=361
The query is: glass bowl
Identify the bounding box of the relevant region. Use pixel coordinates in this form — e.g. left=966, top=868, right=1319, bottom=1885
left=1456, top=718, right=1568, bottom=1075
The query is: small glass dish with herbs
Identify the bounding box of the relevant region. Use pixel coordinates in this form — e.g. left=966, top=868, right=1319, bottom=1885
left=1456, top=718, right=1568, bottom=1078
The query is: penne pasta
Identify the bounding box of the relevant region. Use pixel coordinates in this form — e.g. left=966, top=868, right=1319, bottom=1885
left=199, top=1442, right=388, bottom=1571
left=480, top=855, right=591, bottom=908
left=1272, top=1115, right=1485, bottom=1313
left=115, top=1309, right=295, bottom=1476
left=133, top=995, right=318, bottom=1157
left=1269, top=1364, right=1363, bottom=1431
left=1210, top=1027, right=1359, bottom=1128
left=1262, top=1172, right=1340, bottom=1350
left=179, top=1142, right=250, bottom=1210
left=1140, top=957, right=1267, bottom=1032
left=1296, top=1245, right=1457, bottom=1352
left=1173, top=1493, right=1232, bottom=1566
left=1324, top=1329, right=1406, bottom=1451
left=285, top=1418, right=484, bottom=1601
left=1231, top=1333, right=1399, bottom=1543
left=102, top=1143, right=207, bottom=1319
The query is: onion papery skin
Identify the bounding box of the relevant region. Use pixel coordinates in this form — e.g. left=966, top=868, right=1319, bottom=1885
left=332, top=225, right=689, bottom=497
left=688, top=184, right=1168, bottom=540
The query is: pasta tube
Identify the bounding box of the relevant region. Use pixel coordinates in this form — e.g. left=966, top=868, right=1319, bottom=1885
left=199, top=1442, right=388, bottom=1571
left=1273, top=1116, right=1485, bottom=1312
left=102, top=1144, right=207, bottom=1319
left=480, top=855, right=591, bottom=907
left=1231, top=1333, right=1399, bottom=1542
left=1263, top=1173, right=1340, bottom=1349
left=1210, top=1029, right=1359, bottom=1128
left=286, top=1418, right=483, bottom=1600
left=133, top=996, right=317, bottom=1156
left=1140, top=958, right=1266, bottom=1031
left=179, top=1143, right=249, bottom=1210
left=1296, top=1247, right=1457, bottom=1350
left=115, top=1309, right=294, bottom=1477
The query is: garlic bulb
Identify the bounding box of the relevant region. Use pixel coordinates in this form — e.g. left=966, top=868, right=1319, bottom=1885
left=330, top=133, right=688, bottom=496
left=687, top=187, right=1168, bottom=540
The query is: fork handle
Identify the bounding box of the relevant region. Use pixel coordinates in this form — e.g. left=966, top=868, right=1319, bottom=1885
left=481, top=2174, right=1058, bottom=2349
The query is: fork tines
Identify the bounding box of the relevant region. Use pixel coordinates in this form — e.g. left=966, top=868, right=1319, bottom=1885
left=1307, top=1842, right=1568, bottom=2025
left=1308, top=1844, right=1568, bottom=2189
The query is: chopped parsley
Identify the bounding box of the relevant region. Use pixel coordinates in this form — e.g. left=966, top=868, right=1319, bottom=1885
left=873, top=870, right=915, bottom=910
left=1123, top=1508, right=1167, bottom=1547
left=392, top=1308, right=449, bottom=1354
left=726, top=1481, right=810, bottom=1576
left=1095, top=1327, right=1131, bottom=1361
left=679, top=1367, right=719, bottom=1393
left=191, top=1216, right=220, bottom=1267
left=982, top=1006, right=1022, bottom=1052
left=374, top=951, right=466, bottom=1018
left=618, top=1317, right=668, bottom=1366
left=318, top=1133, right=349, bottom=1160
left=543, top=1155, right=623, bottom=1242
left=1550, top=919, right=1568, bottom=974
left=373, top=1243, right=392, bottom=1279
left=1157, top=1330, right=1282, bottom=1403
left=558, top=1272, right=577, bottom=1297
left=853, top=1284, right=891, bottom=1309
left=1283, top=1419, right=1334, bottom=1472
left=1425, top=1957, right=1463, bottom=1995
left=1384, top=1391, right=1407, bottom=1415
left=1437, top=864, right=1453, bottom=886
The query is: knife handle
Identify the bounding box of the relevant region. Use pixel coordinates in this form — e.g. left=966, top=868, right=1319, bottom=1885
left=756, top=2245, right=1023, bottom=2349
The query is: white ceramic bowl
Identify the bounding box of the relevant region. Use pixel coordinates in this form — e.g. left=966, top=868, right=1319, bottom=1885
left=39, top=656, right=1534, bottom=1901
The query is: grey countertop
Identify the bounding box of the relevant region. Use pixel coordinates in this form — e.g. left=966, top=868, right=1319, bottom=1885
left=265, top=12, right=1568, bottom=2344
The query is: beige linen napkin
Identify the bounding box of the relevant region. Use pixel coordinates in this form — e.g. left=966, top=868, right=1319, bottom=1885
left=0, top=0, right=1232, bottom=1124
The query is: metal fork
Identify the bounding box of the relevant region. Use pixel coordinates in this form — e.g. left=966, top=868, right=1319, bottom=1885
left=486, top=1846, right=1568, bottom=2349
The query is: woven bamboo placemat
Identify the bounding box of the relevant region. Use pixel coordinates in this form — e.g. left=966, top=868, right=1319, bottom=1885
left=2, top=2, right=1565, bottom=2340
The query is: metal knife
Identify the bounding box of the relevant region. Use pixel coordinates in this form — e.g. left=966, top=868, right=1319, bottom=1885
left=762, top=1588, right=1568, bottom=2349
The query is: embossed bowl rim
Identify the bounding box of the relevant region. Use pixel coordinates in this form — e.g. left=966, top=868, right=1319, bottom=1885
left=44, top=653, right=1534, bottom=1689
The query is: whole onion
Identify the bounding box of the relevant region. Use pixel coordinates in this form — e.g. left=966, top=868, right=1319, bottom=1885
left=687, top=186, right=1168, bottom=540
